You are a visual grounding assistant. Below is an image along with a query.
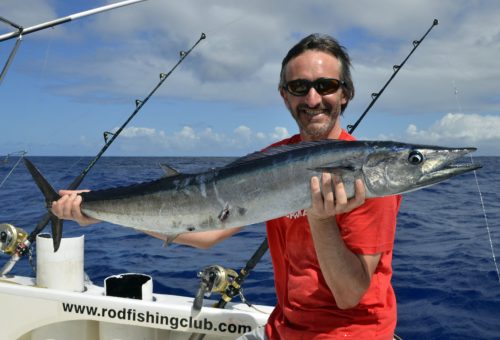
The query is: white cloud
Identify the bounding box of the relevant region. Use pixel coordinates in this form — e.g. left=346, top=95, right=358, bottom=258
left=68, top=1, right=499, bottom=116
left=176, top=126, right=198, bottom=140
left=199, top=127, right=225, bottom=143
left=113, top=125, right=290, bottom=156
left=118, top=126, right=157, bottom=138
left=270, top=126, right=289, bottom=141
left=405, top=113, right=500, bottom=143
left=234, top=125, right=252, bottom=140
left=395, top=113, right=500, bottom=155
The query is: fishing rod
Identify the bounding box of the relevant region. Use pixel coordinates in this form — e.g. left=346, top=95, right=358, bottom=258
left=190, top=19, right=440, bottom=324
left=193, top=239, right=269, bottom=309
left=0, top=0, right=147, bottom=84
left=0, top=32, right=206, bottom=276
left=190, top=240, right=269, bottom=340
left=347, top=19, right=439, bottom=134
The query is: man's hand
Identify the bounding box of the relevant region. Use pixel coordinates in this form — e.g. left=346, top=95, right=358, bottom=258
left=307, top=172, right=365, bottom=220
left=51, top=189, right=100, bottom=226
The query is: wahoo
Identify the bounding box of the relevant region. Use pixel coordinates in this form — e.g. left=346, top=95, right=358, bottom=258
left=24, top=140, right=480, bottom=251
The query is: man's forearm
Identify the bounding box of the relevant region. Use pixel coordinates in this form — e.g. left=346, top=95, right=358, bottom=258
left=309, top=216, right=378, bottom=309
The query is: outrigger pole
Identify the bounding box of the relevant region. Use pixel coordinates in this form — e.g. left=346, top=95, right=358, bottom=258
left=199, top=19, right=440, bottom=318
left=0, top=0, right=147, bottom=42
left=0, top=0, right=147, bottom=83
left=0, top=32, right=206, bottom=276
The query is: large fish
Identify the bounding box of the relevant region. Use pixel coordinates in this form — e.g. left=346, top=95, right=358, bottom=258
left=25, top=140, right=480, bottom=251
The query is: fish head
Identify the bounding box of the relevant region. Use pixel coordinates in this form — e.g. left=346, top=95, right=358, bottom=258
left=362, top=143, right=481, bottom=196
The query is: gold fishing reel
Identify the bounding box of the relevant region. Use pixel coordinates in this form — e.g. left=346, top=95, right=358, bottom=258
left=208, top=265, right=238, bottom=293
left=192, top=265, right=238, bottom=313
left=0, top=223, right=28, bottom=255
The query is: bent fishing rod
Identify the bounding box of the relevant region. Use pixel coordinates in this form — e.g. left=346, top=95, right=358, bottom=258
left=0, top=32, right=206, bottom=276
left=0, top=0, right=147, bottom=84
left=195, top=19, right=440, bottom=320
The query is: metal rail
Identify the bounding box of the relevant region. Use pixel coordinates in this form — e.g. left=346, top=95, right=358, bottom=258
left=0, top=0, right=148, bottom=84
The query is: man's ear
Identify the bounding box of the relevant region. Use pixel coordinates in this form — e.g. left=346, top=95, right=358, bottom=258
left=340, top=90, right=348, bottom=105
left=280, top=87, right=291, bottom=110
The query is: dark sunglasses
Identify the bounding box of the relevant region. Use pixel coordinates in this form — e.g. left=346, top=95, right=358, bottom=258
left=283, top=77, right=345, bottom=96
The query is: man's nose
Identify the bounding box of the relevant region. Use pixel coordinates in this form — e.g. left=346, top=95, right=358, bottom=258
left=304, top=87, right=322, bottom=107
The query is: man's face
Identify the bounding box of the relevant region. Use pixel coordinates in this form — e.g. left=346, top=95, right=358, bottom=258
left=280, top=50, right=347, bottom=141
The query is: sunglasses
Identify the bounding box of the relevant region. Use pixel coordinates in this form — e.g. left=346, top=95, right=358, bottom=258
left=283, top=78, right=345, bottom=96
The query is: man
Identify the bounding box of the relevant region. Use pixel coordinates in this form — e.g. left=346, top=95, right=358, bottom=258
left=52, top=34, right=401, bottom=339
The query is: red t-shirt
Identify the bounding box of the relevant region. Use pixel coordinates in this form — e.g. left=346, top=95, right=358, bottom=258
left=264, top=131, right=402, bottom=339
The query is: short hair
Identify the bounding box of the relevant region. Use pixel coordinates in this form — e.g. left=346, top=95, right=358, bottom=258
left=279, top=33, right=355, bottom=113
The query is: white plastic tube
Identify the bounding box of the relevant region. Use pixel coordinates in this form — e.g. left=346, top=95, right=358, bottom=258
left=104, top=273, right=153, bottom=301
left=36, top=233, right=84, bottom=292
left=32, top=234, right=90, bottom=340
left=99, top=273, right=157, bottom=340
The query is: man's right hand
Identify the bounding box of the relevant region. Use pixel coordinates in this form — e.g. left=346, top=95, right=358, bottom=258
left=51, top=189, right=101, bottom=226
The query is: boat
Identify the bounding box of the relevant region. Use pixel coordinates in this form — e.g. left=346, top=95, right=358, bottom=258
left=0, top=229, right=272, bottom=340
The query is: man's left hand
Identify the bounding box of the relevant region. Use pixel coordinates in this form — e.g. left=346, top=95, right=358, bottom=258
left=307, top=172, right=365, bottom=220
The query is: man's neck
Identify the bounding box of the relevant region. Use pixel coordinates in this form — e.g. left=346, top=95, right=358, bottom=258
left=300, top=123, right=342, bottom=142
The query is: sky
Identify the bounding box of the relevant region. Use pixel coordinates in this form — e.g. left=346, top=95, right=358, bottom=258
left=1, top=0, right=499, bottom=157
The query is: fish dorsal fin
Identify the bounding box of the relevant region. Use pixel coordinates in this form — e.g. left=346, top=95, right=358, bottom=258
left=225, top=140, right=347, bottom=168
left=159, top=163, right=181, bottom=177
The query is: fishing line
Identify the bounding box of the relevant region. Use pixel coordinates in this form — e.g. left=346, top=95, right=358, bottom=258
left=203, top=13, right=248, bottom=37
left=470, top=162, right=500, bottom=284
left=452, top=80, right=463, bottom=114
left=0, top=151, right=26, bottom=190
left=40, top=34, right=54, bottom=81
left=49, top=156, right=88, bottom=193
left=454, top=81, right=500, bottom=284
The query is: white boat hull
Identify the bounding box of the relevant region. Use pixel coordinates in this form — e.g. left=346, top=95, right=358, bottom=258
left=0, top=275, right=272, bottom=340
left=0, top=234, right=272, bottom=340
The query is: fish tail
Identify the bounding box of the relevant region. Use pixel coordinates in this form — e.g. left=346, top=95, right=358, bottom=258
left=23, top=158, right=63, bottom=251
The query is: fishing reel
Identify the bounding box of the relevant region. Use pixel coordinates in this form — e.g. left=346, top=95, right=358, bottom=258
left=192, top=265, right=238, bottom=313
left=0, top=223, right=28, bottom=255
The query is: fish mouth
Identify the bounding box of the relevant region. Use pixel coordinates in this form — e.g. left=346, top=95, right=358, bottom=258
left=417, top=147, right=481, bottom=186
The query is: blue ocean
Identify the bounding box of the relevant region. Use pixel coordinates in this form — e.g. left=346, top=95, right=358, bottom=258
left=1, top=155, right=499, bottom=339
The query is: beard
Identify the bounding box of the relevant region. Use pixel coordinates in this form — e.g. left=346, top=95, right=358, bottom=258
left=290, top=102, right=342, bottom=139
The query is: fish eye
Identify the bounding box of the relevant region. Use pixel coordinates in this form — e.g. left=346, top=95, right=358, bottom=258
left=408, top=150, right=424, bottom=165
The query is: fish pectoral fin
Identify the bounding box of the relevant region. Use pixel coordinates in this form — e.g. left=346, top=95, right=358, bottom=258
left=218, top=203, right=230, bottom=222
left=159, top=163, right=181, bottom=177
left=162, top=233, right=180, bottom=247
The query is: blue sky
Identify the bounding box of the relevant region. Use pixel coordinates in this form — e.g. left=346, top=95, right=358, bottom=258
left=1, top=0, right=499, bottom=156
